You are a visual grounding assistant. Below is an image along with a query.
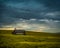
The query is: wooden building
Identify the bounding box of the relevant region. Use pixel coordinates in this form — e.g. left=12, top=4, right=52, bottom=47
left=12, top=28, right=26, bottom=35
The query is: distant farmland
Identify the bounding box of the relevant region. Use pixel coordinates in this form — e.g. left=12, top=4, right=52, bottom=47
left=0, top=30, right=60, bottom=48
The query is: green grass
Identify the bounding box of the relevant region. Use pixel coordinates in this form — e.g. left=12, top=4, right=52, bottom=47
left=0, top=30, right=60, bottom=48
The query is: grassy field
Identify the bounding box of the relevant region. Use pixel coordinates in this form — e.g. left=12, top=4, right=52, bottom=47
left=0, top=30, right=60, bottom=48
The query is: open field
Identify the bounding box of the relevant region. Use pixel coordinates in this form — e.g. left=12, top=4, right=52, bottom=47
left=0, top=30, right=60, bottom=48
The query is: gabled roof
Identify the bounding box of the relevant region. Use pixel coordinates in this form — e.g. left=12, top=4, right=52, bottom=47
left=14, top=30, right=25, bottom=33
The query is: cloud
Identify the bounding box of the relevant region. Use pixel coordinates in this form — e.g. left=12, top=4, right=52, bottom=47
left=0, top=0, right=60, bottom=33
left=1, top=18, right=60, bottom=33
left=35, top=0, right=60, bottom=11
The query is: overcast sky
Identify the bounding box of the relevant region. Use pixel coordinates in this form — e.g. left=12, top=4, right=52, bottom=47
left=0, top=0, right=60, bottom=33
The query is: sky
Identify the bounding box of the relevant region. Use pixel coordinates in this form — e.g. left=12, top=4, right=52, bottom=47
left=0, top=0, right=60, bottom=33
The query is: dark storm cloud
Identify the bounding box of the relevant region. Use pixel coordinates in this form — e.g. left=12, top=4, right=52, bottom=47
left=0, top=0, right=60, bottom=32
left=0, top=0, right=45, bottom=25
left=0, top=0, right=5, bottom=21
left=35, top=0, right=60, bottom=11
left=0, top=0, right=60, bottom=19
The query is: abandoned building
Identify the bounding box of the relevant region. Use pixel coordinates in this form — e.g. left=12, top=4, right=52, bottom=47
left=12, top=28, right=26, bottom=35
